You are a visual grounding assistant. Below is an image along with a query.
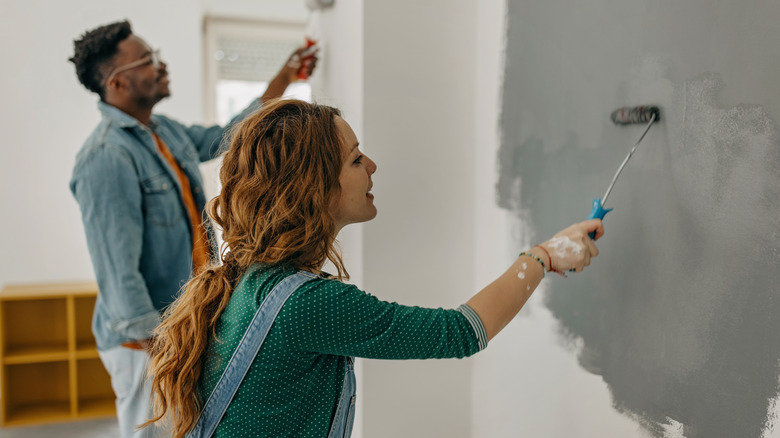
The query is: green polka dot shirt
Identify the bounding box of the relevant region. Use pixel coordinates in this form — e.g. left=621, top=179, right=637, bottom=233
left=198, top=264, right=488, bottom=437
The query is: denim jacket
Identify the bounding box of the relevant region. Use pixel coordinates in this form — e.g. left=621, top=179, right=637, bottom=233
left=71, top=101, right=260, bottom=350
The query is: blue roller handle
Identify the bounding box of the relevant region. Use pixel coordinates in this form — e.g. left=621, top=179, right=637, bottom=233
left=587, top=198, right=612, bottom=239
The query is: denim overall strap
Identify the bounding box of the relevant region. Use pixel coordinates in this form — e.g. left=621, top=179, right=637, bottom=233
left=188, top=271, right=315, bottom=438
left=327, top=356, right=357, bottom=438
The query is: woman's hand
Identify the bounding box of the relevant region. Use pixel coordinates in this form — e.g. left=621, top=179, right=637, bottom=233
left=539, top=219, right=604, bottom=274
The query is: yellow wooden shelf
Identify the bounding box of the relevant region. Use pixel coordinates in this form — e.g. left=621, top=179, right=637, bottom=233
left=0, top=281, right=116, bottom=428
left=0, top=282, right=98, bottom=300
left=3, top=345, right=70, bottom=364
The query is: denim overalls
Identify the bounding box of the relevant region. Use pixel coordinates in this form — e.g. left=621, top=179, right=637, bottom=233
left=189, top=271, right=357, bottom=438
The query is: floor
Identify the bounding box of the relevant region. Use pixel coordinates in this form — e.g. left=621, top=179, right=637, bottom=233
left=0, top=418, right=119, bottom=438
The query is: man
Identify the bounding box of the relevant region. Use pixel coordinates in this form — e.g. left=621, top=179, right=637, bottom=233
left=69, top=20, right=316, bottom=437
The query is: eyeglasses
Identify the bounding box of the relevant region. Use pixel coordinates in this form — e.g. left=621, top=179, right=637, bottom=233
left=105, top=50, right=162, bottom=84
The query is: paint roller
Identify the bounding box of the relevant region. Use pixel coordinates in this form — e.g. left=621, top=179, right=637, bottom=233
left=586, top=105, right=661, bottom=238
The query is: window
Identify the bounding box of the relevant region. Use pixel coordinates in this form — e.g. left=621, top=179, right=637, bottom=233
left=203, top=17, right=311, bottom=124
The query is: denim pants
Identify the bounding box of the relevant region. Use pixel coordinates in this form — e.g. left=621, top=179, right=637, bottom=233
left=98, top=346, right=165, bottom=438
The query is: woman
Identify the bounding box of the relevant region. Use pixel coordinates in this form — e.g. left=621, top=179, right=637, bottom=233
left=145, top=99, right=603, bottom=437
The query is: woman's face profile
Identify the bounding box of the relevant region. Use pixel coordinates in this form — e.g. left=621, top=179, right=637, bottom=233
left=330, top=117, right=378, bottom=230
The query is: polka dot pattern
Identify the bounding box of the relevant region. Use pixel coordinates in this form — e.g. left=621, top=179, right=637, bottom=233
left=198, top=264, right=486, bottom=437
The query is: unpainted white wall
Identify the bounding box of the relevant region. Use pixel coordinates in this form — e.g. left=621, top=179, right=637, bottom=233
left=360, top=1, right=478, bottom=437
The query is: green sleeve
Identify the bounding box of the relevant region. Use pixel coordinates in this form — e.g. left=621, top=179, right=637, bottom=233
left=277, top=279, right=488, bottom=360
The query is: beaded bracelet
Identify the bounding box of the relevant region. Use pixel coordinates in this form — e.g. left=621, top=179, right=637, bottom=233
left=533, top=245, right=553, bottom=272
left=534, top=245, right=571, bottom=277
left=518, top=251, right=546, bottom=278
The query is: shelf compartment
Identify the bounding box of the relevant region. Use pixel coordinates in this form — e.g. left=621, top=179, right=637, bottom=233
left=3, top=361, right=71, bottom=426
left=1, top=299, right=68, bottom=357
left=75, top=358, right=115, bottom=417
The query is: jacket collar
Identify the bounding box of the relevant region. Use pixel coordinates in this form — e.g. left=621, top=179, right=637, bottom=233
left=98, top=101, right=158, bottom=130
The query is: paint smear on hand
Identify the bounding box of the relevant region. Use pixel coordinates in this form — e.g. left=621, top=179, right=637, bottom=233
left=547, top=236, right=583, bottom=258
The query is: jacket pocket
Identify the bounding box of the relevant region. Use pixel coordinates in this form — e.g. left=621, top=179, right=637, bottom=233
left=141, top=173, right=182, bottom=226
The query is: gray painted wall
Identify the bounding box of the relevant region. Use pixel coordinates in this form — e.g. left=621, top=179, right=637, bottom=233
left=499, top=1, right=780, bottom=437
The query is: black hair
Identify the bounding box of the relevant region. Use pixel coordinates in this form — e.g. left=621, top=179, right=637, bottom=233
left=69, top=20, right=133, bottom=100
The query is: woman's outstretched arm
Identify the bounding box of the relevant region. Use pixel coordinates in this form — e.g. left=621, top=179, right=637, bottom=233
left=466, top=219, right=604, bottom=341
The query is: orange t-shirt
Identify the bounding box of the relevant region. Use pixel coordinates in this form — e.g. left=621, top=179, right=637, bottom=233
left=152, top=133, right=211, bottom=273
